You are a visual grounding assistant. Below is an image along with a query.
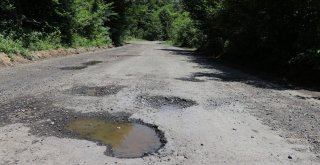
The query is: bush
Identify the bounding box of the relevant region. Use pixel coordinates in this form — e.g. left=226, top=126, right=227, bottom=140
left=24, top=31, right=62, bottom=51
left=72, top=31, right=111, bottom=48
left=125, top=1, right=179, bottom=41
left=170, top=12, right=202, bottom=48
left=0, top=34, right=29, bottom=57
left=182, top=0, right=320, bottom=83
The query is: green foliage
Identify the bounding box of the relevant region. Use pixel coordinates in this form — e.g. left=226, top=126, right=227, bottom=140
left=170, top=12, right=202, bottom=48
left=0, top=34, right=29, bottom=57
left=157, top=5, right=174, bottom=40
left=23, top=31, right=62, bottom=51
left=126, top=1, right=179, bottom=41
left=69, top=0, right=112, bottom=47
left=182, top=0, right=320, bottom=82
left=0, top=0, right=113, bottom=57
left=104, top=0, right=128, bottom=46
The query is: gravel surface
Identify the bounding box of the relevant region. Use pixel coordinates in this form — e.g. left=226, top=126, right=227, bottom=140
left=0, top=41, right=319, bottom=164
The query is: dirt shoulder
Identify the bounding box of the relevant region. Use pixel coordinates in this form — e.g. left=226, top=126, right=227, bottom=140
left=0, top=46, right=112, bottom=69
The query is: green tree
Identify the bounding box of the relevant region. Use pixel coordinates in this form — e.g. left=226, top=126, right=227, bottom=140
left=182, top=0, right=320, bottom=83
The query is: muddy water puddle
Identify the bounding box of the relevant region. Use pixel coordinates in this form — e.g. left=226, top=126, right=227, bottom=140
left=67, top=85, right=125, bottom=97
left=66, top=118, right=162, bottom=158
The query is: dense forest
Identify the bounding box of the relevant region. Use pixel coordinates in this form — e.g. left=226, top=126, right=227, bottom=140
left=1, top=0, right=319, bottom=84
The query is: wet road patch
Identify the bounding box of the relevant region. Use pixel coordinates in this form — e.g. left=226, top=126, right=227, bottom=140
left=139, top=95, right=197, bottom=110
left=0, top=96, right=166, bottom=158
left=60, top=66, right=87, bottom=70
left=67, top=85, right=125, bottom=97
left=82, top=61, right=103, bottom=66
left=67, top=118, right=163, bottom=158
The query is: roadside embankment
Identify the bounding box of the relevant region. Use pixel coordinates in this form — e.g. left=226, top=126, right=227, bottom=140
left=0, top=46, right=112, bottom=69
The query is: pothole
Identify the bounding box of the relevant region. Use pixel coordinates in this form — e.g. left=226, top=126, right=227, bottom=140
left=140, top=95, right=197, bottom=110
left=0, top=96, right=166, bottom=158
left=296, top=95, right=320, bottom=100
left=66, top=118, right=163, bottom=158
left=67, top=85, right=125, bottom=97
left=60, top=66, right=87, bottom=70
left=82, top=61, right=103, bottom=66
left=175, top=77, right=205, bottom=82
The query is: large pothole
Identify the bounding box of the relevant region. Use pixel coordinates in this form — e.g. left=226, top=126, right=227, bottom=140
left=175, top=77, right=206, bottom=82
left=66, top=85, right=125, bottom=97
left=0, top=96, right=166, bottom=158
left=139, top=95, right=197, bottom=110
left=66, top=117, right=164, bottom=158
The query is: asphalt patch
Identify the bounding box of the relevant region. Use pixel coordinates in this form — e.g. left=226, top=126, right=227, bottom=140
left=139, top=95, right=197, bottom=110
left=0, top=96, right=166, bottom=158
left=66, top=85, right=125, bottom=97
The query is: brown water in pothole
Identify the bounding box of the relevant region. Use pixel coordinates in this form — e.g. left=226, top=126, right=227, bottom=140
left=66, top=118, right=162, bottom=158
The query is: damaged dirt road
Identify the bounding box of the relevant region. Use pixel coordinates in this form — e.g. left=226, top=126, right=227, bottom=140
left=0, top=41, right=319, bottom=164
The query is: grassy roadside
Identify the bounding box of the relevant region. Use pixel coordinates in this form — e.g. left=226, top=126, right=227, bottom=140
left=0, top=33, right=113, bottom=59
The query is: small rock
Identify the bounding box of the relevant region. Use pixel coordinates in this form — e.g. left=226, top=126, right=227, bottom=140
left=288, top=156, right=293, bottom=159
left=50, top=122, right=55, bottom=125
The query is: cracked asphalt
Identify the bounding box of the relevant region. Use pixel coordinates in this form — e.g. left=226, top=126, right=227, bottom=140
left=0, top=41, right=319, bottom=164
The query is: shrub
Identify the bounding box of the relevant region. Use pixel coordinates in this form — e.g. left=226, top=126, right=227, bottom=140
left=24, top=31, right=62, bottom=51
left=170, top=12, right=202, bottom=48
left=0, top=34, right=29, bottom=57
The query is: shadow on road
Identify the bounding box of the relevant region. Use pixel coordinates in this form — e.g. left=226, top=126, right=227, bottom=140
left=158, top=48, right=319, bottom=91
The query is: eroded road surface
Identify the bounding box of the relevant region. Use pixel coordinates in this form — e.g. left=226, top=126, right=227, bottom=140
left=0, top=41, right=320, bottom=164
